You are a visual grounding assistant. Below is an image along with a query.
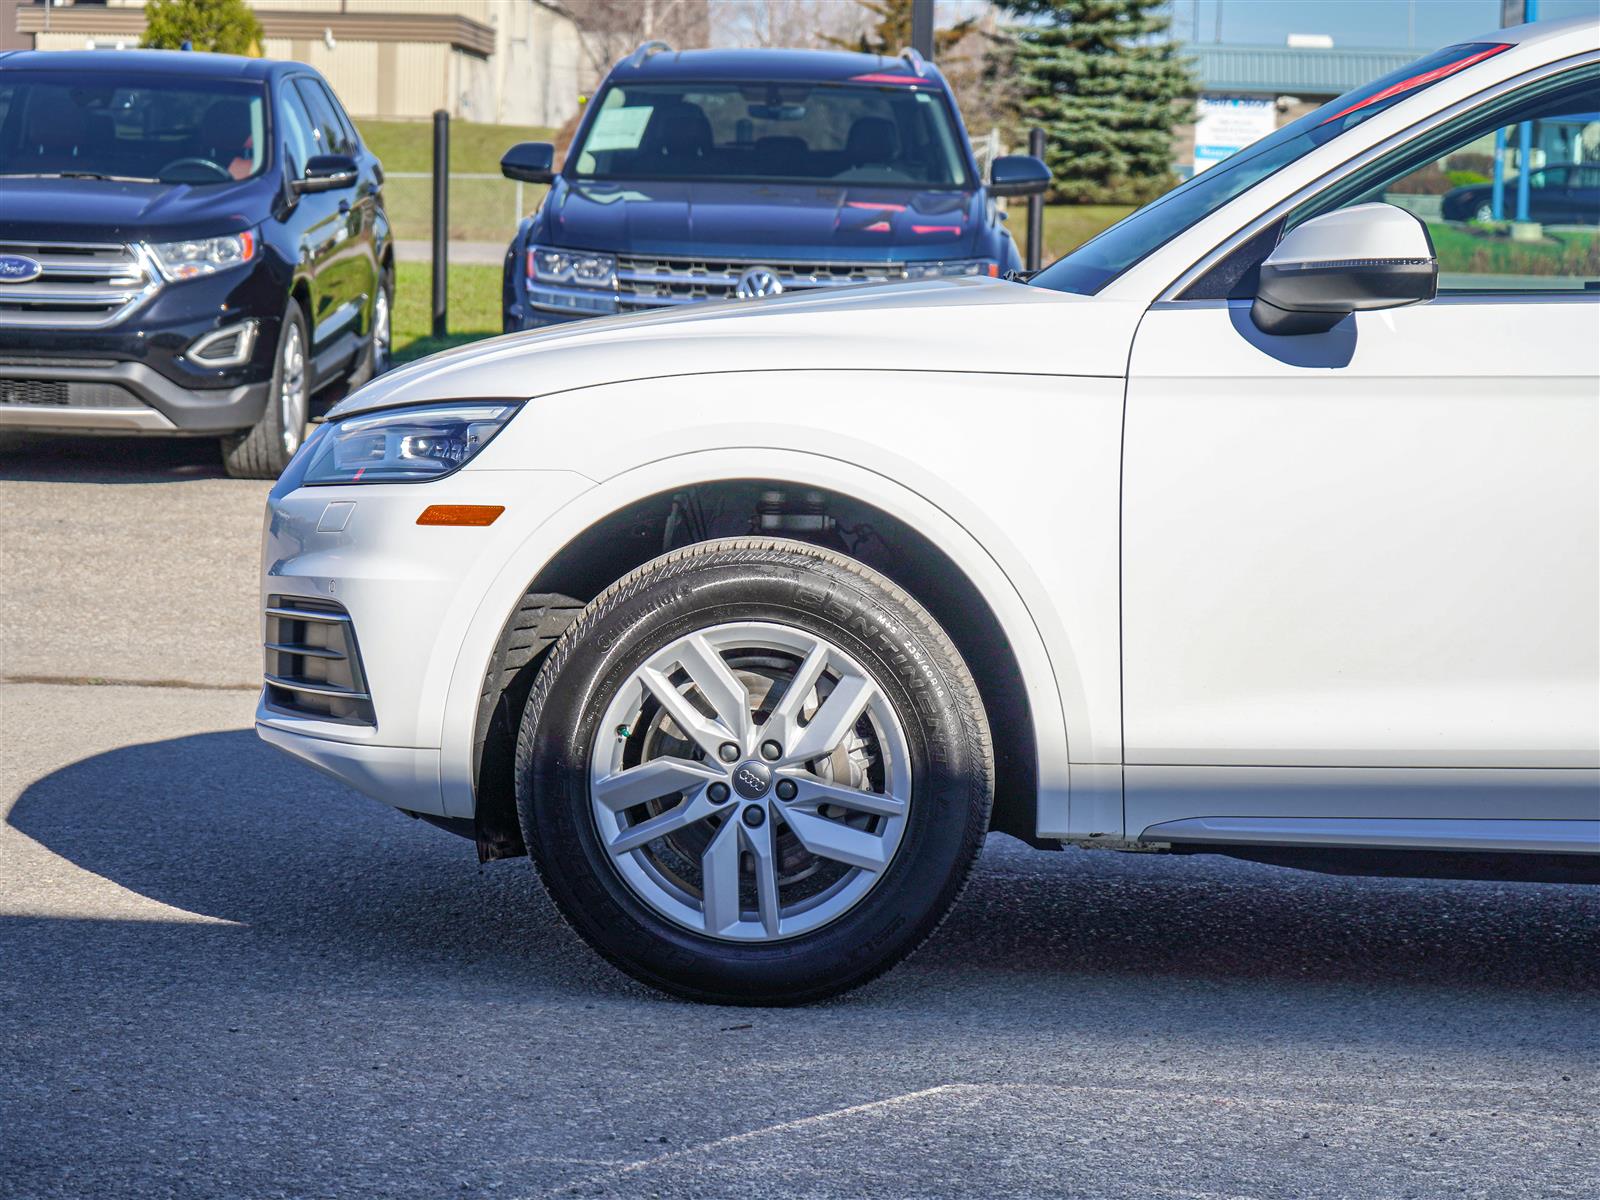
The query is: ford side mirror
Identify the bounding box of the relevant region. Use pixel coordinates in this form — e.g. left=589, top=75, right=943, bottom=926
left=501, top=141, right=556, bottom=184
left=989, top=154, right=1051, bottom=198
left=1252, top=203, right=1438, bottom=336
left=293, top=154, right=358, bottom=193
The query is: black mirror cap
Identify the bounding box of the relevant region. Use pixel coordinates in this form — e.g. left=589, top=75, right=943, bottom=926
left=1251, top=256, right=1438, bottom=336
left=293, top=154, right=359, bottom=193
left=501, top=141, right=557, bottom=184
left=989, top=155, right=1051, bottom=197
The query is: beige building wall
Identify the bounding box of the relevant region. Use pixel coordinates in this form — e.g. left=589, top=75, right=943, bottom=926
left=26, top=0, right=580, bottom=127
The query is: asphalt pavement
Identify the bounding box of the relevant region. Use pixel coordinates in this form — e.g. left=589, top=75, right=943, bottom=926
left=2, top=431, right=1597, bottom=1199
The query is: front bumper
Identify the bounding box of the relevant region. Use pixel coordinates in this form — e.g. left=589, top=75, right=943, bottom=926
left=255, top=466, right=593, bottom=817
left=0, top=357, right=270, bottom=434
left=0, top=250, right=285, bottom=434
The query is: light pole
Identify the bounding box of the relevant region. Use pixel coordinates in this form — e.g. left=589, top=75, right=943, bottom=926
left=911, top=0, right=934, bottom=60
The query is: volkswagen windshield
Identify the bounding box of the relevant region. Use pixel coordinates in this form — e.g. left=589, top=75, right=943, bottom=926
left=568, top=80, right=974, bottom=189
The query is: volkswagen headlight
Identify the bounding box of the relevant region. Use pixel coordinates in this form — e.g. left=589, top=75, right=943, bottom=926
left=904, top=259, right=998, bottom=280
left=302, top=402, right=522, bottom=485
left=147, top=230, right=257, bottom=282
left=528, top=245, right=616, bottom=287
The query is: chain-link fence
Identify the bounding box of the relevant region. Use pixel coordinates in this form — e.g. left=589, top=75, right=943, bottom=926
left=383, top=171, right=547, bottom=245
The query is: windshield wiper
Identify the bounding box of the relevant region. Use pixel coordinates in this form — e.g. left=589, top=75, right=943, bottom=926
left=0, top=170, right=160, bottom=183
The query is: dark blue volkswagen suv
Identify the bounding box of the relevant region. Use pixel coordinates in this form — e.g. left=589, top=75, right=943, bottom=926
left=498, top=44, right=1049, bottom=331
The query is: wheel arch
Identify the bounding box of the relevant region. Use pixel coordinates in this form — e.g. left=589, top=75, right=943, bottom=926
left=447, top=450, right=1076, bottom=856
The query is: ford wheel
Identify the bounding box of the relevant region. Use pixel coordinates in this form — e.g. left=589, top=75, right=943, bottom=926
left=221, top=303, right=309, bottom=480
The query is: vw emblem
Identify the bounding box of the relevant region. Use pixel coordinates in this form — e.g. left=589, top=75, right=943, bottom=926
left=734, top=266, right=783, bottom=300
left=0, top=254, right=43, bottom=285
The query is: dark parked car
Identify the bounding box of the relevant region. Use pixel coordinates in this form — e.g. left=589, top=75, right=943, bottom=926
left=0, top=50, right=391, bottom=478
left=498, top=44, right=1050, bottom=332
left=1441, top=162, right=1600, bottom=224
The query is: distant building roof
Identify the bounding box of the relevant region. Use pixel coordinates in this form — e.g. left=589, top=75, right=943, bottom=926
left=1182, top=43, right=1419, bottom=97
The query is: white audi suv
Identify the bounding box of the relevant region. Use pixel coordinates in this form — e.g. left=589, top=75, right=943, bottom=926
left=259, top=18, right=1599, bottom=1003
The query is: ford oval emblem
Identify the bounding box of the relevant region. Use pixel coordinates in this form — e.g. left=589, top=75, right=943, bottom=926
left=0, top=254, right=43, bottom=285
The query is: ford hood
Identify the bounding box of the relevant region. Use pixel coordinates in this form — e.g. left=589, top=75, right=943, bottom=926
left=0, top=175, right=267, bottom=243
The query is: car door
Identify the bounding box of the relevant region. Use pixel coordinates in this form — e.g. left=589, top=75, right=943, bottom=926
left=279, top=80, right=342, bottom=352
left=291, top=76, right=368, bottom=370
left=1121, top=66, right=1600, bottom=848
left=305, top=77, right=381, bottom=334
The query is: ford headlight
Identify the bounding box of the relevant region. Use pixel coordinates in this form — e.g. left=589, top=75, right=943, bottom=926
left=904, top=259, right=998, bottom=280
left=302, top=401, right=522, bottom=485
left=528, top=245, right=616, bottom=287
left=147, top=230, right=257, bottom=281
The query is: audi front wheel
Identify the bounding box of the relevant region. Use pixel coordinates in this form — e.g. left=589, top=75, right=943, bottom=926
left=514, top=538, right=994, bottom=1005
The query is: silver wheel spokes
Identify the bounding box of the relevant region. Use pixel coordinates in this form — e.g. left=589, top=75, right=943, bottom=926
left=279, top=323, right=307, bottom=455
left=372, top=291, right=391, bottom=371
left=590, top=622, right=911, bottom=943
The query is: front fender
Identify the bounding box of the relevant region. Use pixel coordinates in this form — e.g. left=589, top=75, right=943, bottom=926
left=439, top=439, right=1113, bottom=840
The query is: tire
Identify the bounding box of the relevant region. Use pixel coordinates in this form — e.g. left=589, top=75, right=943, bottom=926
left=221, top=303, right=309, bottom=480
left=514, top=538, right=994, bottom=1005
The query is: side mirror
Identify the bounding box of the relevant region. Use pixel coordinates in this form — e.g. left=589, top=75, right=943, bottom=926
left=501, top=141, right=556, bottom=184
left=1252, top=202, right=1437, bottom=336
left=293, top=154, right=358, bottom=193
left=989, top=154, right=1051, bottom=198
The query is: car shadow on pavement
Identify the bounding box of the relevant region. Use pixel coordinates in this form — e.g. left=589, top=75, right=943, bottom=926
left=0, top=431, right=234, bottom=483
left=9, top=728, right=1600, bottom=1004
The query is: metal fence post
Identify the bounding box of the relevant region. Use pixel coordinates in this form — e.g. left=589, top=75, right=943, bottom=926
left=1026, top=127, right=1046, bottom=273
left=431, top=109, right=449, bottom=340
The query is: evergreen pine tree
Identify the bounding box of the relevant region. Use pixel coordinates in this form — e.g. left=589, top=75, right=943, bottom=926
left=1000, top=0, right=1194, bottom=204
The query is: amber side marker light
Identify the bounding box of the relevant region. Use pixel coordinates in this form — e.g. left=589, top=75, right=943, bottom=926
left=417, top=504, right=505, bottom=527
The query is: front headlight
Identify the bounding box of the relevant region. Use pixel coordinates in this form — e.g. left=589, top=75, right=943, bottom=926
left=147, top=230, right=257, bottom=282
left=302, top=401, right=522, bottom=485
left=904, top=259, right=999, bottom=280
left=528, top=245, right=616, bottom=287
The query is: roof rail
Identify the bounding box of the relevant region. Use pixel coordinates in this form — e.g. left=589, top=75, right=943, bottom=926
left=627, top=40, right=672, bottom=69
left=897, top=47, right=928, bottom=77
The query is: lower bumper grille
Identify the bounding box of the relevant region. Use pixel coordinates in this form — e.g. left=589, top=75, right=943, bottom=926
left=263, top=595, right=375, bottom=726
left=0, top=378, right=142, bottom=410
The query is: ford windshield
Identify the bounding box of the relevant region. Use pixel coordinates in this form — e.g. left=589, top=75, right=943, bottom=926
left=0, top=70, right=269, bottom=185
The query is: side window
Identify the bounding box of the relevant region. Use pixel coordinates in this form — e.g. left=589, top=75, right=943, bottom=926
left=292, top=78, right=352, bottom=157
left=314, top=81, right=360, bottom=152
left=279, top=85, right=317, bottom=176
left=1294, top=69, right=1599, bottom=294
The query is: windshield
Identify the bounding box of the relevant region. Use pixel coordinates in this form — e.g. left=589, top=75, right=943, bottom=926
left=1032, top=42, right=1511, bottom=295
left=0, top=70, right=268, bottom=185
left=570, top=80, right=973, bottom=188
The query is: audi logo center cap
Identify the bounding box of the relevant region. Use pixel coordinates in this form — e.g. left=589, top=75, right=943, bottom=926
left=732, top=761, right=773, bottom=799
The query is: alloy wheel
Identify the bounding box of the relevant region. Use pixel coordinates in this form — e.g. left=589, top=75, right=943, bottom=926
left=278, top=321, right=308, bottom=457
left=371, top=287, right=391, bottom=375
left=589, top=621, right=912, bottom=943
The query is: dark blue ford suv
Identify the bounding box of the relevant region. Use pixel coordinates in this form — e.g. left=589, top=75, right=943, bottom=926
left=0, top=51, right=390, bottom=478
left=498, top=44, right=1049, bottom=331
